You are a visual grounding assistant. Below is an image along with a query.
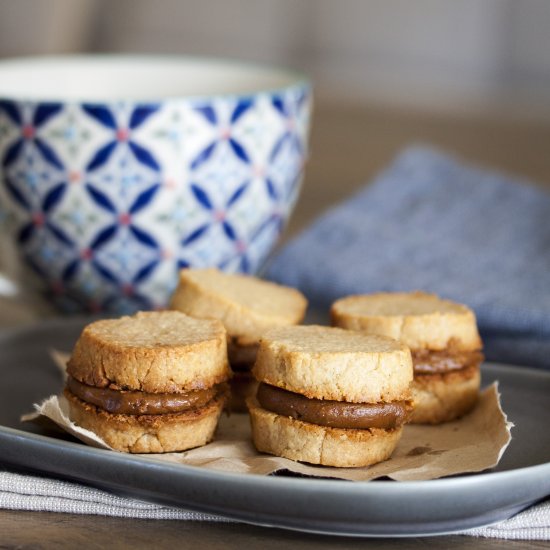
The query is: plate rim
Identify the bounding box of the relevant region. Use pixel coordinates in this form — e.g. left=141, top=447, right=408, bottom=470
left=1, top=421, right=549, bottom=491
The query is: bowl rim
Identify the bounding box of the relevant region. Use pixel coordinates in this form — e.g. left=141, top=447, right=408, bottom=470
left=0, top=53, right=311, bottom=105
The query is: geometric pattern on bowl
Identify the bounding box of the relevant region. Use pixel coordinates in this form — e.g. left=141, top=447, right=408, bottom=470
left=0, top=84, right=311, bottom=313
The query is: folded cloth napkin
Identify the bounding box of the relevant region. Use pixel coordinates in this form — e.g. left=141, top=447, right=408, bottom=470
left=267, top=146, right=550, bottom=368
left=0, top=470, right=548, bottom=539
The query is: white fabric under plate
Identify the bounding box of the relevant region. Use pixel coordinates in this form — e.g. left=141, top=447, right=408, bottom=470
left=0, top=470, right=548, bottom=539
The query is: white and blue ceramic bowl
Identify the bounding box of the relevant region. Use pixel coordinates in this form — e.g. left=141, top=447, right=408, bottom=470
left=0, top=56, right=311, bottom=313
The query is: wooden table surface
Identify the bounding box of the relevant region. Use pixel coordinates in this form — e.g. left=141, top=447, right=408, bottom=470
left=1, top=101, right=549, bottom=548
left=2, top=509, right=548, bottom=549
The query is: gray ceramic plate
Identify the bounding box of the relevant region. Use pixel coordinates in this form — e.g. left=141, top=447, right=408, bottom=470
left=0, top=318, right=549, bottom=537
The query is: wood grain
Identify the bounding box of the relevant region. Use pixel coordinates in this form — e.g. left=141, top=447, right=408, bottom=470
left=0, top=510, right=547, bottom=549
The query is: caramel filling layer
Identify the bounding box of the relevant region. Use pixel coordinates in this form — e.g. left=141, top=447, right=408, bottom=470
left=256, top=383, right=412, bottom=430
left=227, top=339, right=258, bottom=372
left=412, top=349, right=483, bottom=375
left=66, top=375, right=226, bottom=415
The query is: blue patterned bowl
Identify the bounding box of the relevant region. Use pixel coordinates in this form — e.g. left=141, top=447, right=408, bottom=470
left=0, top=56, right=311, bottom=313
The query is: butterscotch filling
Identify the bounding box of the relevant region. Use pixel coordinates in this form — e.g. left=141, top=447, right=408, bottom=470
left=256, top=383, right=412, bottom=430
left=412, top=349, right=483, bottom=375
left=66, top=375, right=227, bottom=415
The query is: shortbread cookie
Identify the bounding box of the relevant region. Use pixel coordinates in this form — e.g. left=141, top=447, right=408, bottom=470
left=411, top=365, right=481, bottom=424
left=68, top=311, right=230, bottom=393
left=253, top=325, right=412, bottom=403
left=170, top=268, right=307, bottom=340
left=331, top=292, right=483, bottom=424
left=248, top=325, right=413, bottom=467
left=65, top=311, right=230, bottom=453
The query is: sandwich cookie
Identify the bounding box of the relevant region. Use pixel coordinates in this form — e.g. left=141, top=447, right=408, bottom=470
left=331, top=292, right=483, bottom=424
left=248, top=325, right=413, bottom=467
left=170, top=268, right=307, bottom=412
left=65, top=311, right=230, bottom=453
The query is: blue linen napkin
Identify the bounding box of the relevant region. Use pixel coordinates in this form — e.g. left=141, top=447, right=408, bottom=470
left=267, top=146, right=550, bottom=368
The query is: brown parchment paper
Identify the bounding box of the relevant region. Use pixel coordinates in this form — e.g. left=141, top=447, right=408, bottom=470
left=22, top=352, right=513, bottom=482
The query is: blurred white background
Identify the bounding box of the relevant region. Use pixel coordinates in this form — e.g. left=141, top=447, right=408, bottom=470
left=1, top=0, right=550, bottom=117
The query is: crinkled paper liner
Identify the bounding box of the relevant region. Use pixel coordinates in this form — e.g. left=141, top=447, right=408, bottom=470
left=22, top=351, right=513, bottom=481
